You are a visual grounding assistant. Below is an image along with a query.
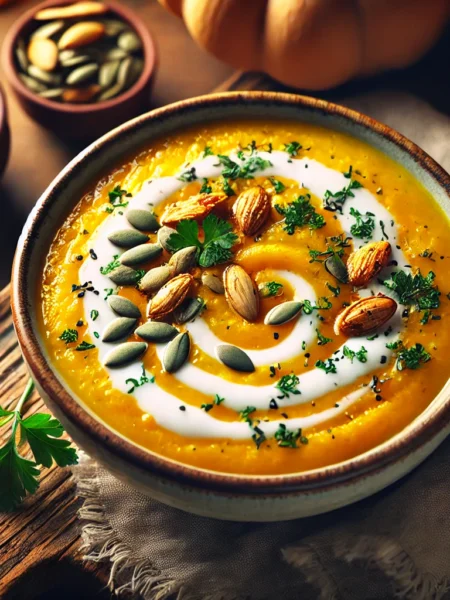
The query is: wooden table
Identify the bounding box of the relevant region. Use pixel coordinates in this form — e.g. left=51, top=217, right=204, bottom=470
left=0, top=3, right=449, bottom=597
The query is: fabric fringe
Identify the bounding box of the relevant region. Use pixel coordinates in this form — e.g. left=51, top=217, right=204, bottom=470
left=283, top=544, right=340, bottom=600
left=334, top=535, right=449, bottom=600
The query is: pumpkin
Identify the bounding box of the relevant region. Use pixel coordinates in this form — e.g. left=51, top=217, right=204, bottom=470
left=158, top=0, right=450, bottom=89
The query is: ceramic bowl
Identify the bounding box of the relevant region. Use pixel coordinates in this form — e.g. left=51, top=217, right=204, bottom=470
left=1, top=0, right=157, bottom=141
left=0, top=84, right=10, bottom=178
left=11, top=92, right=450, bottom=521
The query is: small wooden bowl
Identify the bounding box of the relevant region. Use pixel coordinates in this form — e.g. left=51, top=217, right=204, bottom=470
left=0, top=84, right=10, bottom=178
left=1, top=0, right=157, bottom=141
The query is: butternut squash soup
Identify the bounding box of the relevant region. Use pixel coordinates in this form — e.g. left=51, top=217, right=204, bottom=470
left=39, top=120, right=450, bottom=475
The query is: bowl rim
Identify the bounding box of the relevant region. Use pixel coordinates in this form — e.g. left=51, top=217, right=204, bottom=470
left=11, top=90, right=450, bottom=494
left=1, top=0, right=156, bottom=113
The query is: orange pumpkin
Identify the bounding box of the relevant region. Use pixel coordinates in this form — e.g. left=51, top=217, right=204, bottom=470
left=159, top=0, right=450, bottom=89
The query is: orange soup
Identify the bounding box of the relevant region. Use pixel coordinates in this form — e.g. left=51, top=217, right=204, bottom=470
left=39, top=120, right=450, bottom=475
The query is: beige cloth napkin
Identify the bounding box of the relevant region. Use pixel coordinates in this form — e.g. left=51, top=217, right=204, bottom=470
left=73, top=92, right=450, bottom=600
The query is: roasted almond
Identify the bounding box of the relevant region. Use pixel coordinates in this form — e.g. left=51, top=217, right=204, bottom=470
left=27, top=38, right=58, bottom=72
left=35, top=1, right=108, bottom=20
left=334, top=295, right=397, bottom=337
left=347, top=241, right=391, bottom=287
left=147, top=273, right=193, bottom=319
left=160, top=192, right=228, bottom=226
left=223, top=264, right=259, bottom=322
left=233, top=186, right=271, bottom=236
left=58, top=21, right=105, bottom=50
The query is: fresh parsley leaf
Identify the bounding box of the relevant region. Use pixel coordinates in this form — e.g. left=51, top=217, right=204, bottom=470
left=349, top=207, right=375, bottom=239
left=323, top=178, right=362, bottom=213
left=326, top=282, right=341, bottom=297
left=108, top=185, right=130, bottom=209
left=178, top=167, right=197, bottom=182
left=199, top=178, right=212, bottom=194
left=315, top=358, right=337, bottom=374
left=387, top=341, right=431, bottom=371
left=201, top=215, right=239, bottom=267
left=301, top=298, right=332, bottom=314
left=75, top=341, right=95, bottom=351
left=167, top=220, right=202, bottom=252
left=126, top=364, right=155, bottom=393
left=269, top=177, right=286, bottom=193
left=222, top=177, right=235, bottom=197
left=316, top=328, right=332, bottom=346
left=309, top=234, right=352, bottom=263
left=214, top=394, right=225, bottom=405
left=201, top=403, right=213, bottom=412
left=90, top=310, right=99, bottom=321
left=203, top=146, right=213, bottom=158
left=275, top=374, right=300, bottom=399
left=20, top=413, right=78, bottom=469
left=59, top=329, right=78, bottom=344
left=274, top=423, right=307, bottom=448
left=217, top=154, right=272, bottom=180
left=383, top=270, right=440, bottom=311
left=275, top=194, right=326, bottom=234
left=240, top=406, right=256, bottom=424
left=258, top=281, right=283, bottom=298
left=343, top=345, right=368, bottom=363
left=100, top=255, right=121, bottom=275
left=284, top=141, right=302, bottom=158
left=0, top=440, right=40, bottom=511
left=104, top=288, right=114, bottom=300
left=252, top=426, right=266, bottom=449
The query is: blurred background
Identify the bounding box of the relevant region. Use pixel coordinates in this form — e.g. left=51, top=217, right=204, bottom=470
left=0, top=0, right=449, bottom=288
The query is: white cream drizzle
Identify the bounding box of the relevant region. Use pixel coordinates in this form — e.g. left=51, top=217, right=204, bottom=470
left=79, top=151, right=407, bottom=441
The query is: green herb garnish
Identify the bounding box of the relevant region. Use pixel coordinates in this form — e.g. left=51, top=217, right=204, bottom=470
left=302, top=298, right=332, bottom=314
left=349, top=207, right=375, bottom=239
left=275, top=194, right=326, bottom=234
left=217, top=154, right=272, bottom=180
left=274, top=423, right=307, bottom=448
left=240, top=406, right=256, bottom=424
left=75, top=341, right=95, bottom=351
left=90, top=310, right=99, bottom=321
left=201, top=404, right=213, bottom=412
left=100, top=255, right=120, bottom=275
left=275, top=374, right=300, bottom=399
left=222, top=177, right=235, bottom=197
left=386, top=341, right=431, bottom=371
left=383, top=270, right=440, bottom=311
left=0, top=379, right=78, bottom=511
left=59, top=329, right=78, bottom=344
left=315, top=358, right=337, bottom=374
left=178, top=167, right=197, bottom=182
left=323, top=178, right=362, bottom=213
left=309, top=234, right=352, bottom=263
left=252, top=426, right=266, bottom=449
left=199, top=178, right=212, bottom=194
left=108, top=185, right=130, bottom=209
left=269, top=177, right=286, bottom=194
left=343, top=346, right=368, bottom=363
left=259, top=281, right=283, bottom=298
left=203, top=146, right=213, bottom=158
left=284, top=141, right=302, bottom=158
left=166, top=214, right=238, bottom=268
left=326, top=282, right=341, bottom=297
left=316, top=328, right=332, bottom=346
left=214, top=394, right=225, bottom=405
left=126, top=364, right=155, bottom=393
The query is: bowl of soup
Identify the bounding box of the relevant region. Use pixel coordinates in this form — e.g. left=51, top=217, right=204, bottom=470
left=11, top=92, right=450, bottom=521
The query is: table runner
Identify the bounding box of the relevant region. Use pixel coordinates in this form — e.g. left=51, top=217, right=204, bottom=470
left=73, top=90, right=450, bottom=600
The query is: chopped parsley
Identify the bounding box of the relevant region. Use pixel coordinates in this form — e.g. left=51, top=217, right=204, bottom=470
left=269, top=177, right=286, bottom=193
left=274, top=423, right=307, bottom=448
left=90, top=309, right=99, bottom=321
left=108, top=185, right=130, bottom=208
left=239, top=406, right=256, bottom=424
left=178, top=167, right=197, bottom=182
left=349, top=207, right=375, bottom=239
left=214, top=394, right=225, bottom=405
left=275, top=374, right=301, bottom=398
left=59, top=329, right=78, bottom=344
left=104, top=288, right=114, bottom=300
left=126, top=364, right=155, bottom=393
left=302, top=298, right=332, bottom=314
left=259, top=281, right=283, bottom=298
left=386, top=341, right=431, bottom=371
left=383, top=270, right=440, bottom=312
left=75, top=341, right=95, bottom=351
left=216, top=154, right=272, bottom=180
left=199, top=178, right=212, bottom=194
left=166, top=214, right=238, bottom=268
left=100, top=255, right=120, bottom=275
left=326, top=282, right=341, bottom=297
left=221, top=177, right=235, bottom=197
left=203, top=145, right=213, bottom=157
left=343, top=346, right=368, bottom=363
left=201, top=403, right=213, bottom=412
left=323, top=178, right=362, bottom=213
left=283, top=141, right=302, bottom=157
left=309, top=234, right=352, bottom=263
left=252, top=427, right=266, bottom=449
left=315, top=358, right=337, bottom=374
left=275, top=194, right=326, bottom=234
left=316, top=328, right=332, bottom=346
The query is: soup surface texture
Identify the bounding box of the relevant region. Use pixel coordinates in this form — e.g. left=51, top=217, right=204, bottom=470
left=39, top=120, right=450, bottom=475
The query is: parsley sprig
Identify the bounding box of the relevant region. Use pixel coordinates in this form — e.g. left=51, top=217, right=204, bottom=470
left=126, top=364, right=155, bottom=393
left=0, top=379, right=78, bottom=511
left=275, top=194, right=325, bottom=234
left=309, top=234, right=352, bottom=263
left=386, top=341, right=431, bottom=371
left=108, top=185, right=131, bottom=209
left=274, top=423, right=307, bottom=448
left=167, top=214, right=238, bottom=268
left=315, top=358, right=337, bottom=374
left=284, top=141, right=302, bottom=157
left=383, top=270, right=440, bottom=312
left=217, top=154, right=272, bottom=180
left=343, top=346, right=368, bottom=363
left=59, top=329, right=78, bottom=344
left=275, top=374, right=301, bottom=399
left=323, top=177, right=362, bottom=213
left=349, top=207, right=375, bottom=239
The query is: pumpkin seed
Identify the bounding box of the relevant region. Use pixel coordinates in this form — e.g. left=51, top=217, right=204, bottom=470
left=139, top=265, right=173, bottom=295
left=168, top=246, right=197, bottom=275
left=105, top=47, right=129, bottom=61
left=201, top=273, right=224, bottom=294
left=102, top=316, right=136, bottom=342
left=108, top=265, right=140, bottom=285
left=103, top=19, right=128, bottom=37
left=66, top=63, right=98, bottom=85
left=39, top=88, right=64, bottom=99
left=126, top=58, right=143, bottom=87
left=59, top=54, right=92, bottom=68
left=135, top=321, right=177, bottom=343
left=99, top=59, right=120, bottom=88
left=174, top=297, right=205, bottom=324
left=103, top=341, right=147, bottom=368
left=28, top=37, right=59, bottom=71
left=126, top=208, right=159, bottom=232
left=58, top=49, right=76, bottom=61
left=120, top=243, right=162, bottom=267
left=31, top=20, right=65, bottom=40
left=118, top=31, right=142, bottom=53
left=163, top=332, right=190, bottom=373
left=264, top=301, right=303, bottom=325
left=325, top=255, right=348, bottom=283
left=15, top=39, right=29, bottom=72
left=157, top=226, right=176, bottom=251
left=107, top=295, right=141, bottom=318
left=28, top=65, right=62, bottom=86
left=216, top=344, right=255, bottom=373
left=108, top=229, right=149, bottom=248
left=97, top=81, right=122, bottom=102
left=58, top=21, right=105, bottom=50
left=19, top=74, right=47, bottom=93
